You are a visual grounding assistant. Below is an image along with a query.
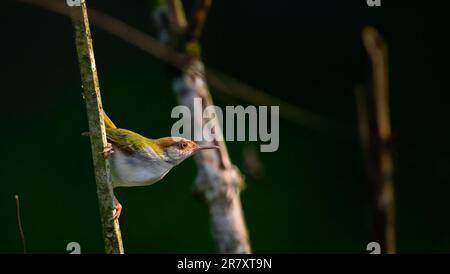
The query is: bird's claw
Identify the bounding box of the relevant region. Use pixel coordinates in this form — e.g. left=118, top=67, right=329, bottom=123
left=111, top=197, right=122, bottom=221
left=102, top=143, right=114, bottom=158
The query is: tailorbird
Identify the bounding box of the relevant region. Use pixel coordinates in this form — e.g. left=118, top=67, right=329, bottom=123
left=92, top=112, right=219, bottom=220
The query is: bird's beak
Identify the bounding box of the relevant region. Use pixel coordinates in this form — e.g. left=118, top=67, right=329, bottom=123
left=196, top=144, right=220, bottom=151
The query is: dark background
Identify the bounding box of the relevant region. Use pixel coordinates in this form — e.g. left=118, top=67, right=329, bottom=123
left=1, top=0, right=449, bottom=253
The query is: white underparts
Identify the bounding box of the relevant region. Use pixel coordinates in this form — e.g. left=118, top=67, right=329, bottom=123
left=110, top=145, right=172, bottom=188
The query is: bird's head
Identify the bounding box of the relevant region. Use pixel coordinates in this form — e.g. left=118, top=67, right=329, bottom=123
left=155, top=137, right=219, bottom=165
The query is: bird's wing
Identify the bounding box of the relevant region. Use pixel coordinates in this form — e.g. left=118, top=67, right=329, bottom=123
left=106, top=128, right=149, bottom=154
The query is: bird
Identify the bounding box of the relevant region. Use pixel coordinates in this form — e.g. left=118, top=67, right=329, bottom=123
left=96, top=111, right=219, bottom=220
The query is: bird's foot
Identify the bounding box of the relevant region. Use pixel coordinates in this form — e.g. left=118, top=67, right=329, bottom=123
left=111, top=196, right=122, bottom=221
left=102, top=142, right=114, bottom=158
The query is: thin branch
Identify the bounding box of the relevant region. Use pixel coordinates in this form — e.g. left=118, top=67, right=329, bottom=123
left=156, top=0, right=251, bottom=253
left=175, top=62, right=252, bottom=254
left=167, top=0, right=188, bottom=35
left=70, top=0, right=124, bottom=254
left=357, top=26, right=396, bottom=254
left=206, top=69, right=352, bottom=137
left=187, top=0, right=211, bottom=43
left=17, top=0, right=339, bottom=133
left=19, top=0, right=189, bottom=69
left=184, top=0, right=212, bottom=57
left=14, top=195, right=26, bottom=254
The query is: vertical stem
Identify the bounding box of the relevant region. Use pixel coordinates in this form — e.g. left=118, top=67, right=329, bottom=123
left=70, top=0, right=124, bottom=254
left=152, top=0, right=252, bottom=253
left=166, top=0, right=188, bottom=35
left=173, top=61, right=251, bottom=253
left=15, top=195, right=26, bottom=254
left=187, top=0, right=212, bottom=41
left=357, top=26, right=396, bottom=254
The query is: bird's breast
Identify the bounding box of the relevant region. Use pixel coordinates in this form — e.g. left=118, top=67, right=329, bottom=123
left=109, top=146, right=172, bottom=188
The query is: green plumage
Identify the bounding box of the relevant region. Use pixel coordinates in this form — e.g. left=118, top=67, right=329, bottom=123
left=106, top=128, right=162, bottom=156
left=103, top=111, right=164, bottom=156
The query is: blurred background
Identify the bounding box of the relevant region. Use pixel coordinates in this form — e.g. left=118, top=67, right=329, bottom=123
left=1, top=0, right=449, bottom=253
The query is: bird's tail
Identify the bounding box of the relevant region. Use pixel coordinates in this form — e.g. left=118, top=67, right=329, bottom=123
left=103, top=111, right=117, bottom=129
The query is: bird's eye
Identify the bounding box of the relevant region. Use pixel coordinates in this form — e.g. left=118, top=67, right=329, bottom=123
left=180, top=142, right=188, bottom=149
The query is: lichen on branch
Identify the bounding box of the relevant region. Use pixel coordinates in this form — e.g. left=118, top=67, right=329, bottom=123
left=70, top=0, right=124, bottom=254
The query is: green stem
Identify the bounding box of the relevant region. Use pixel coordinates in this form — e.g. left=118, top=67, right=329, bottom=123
left=70, top=0, right=124, bottom=254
